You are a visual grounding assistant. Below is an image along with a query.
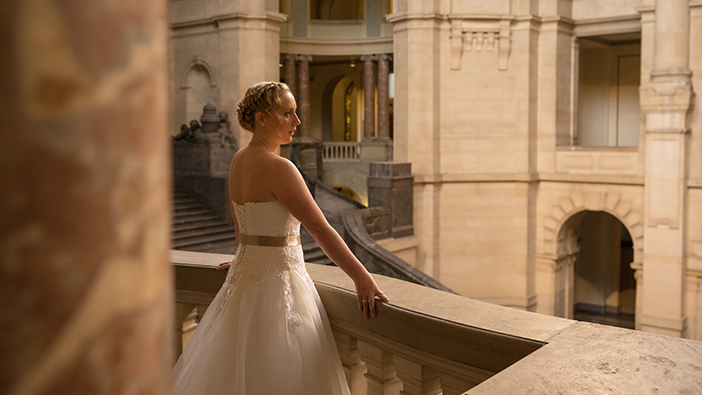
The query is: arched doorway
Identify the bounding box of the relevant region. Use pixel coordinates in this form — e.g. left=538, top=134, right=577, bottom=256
left=558, top=211, right=636, bottom=329
left=330, top=185, right=361, bottom=203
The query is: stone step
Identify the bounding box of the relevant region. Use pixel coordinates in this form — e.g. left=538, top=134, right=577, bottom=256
left=302, top=243, right=334, bottom=265
left=173, top=213, right=224, bottom=225
left=173, top=224, right=234, bottom=239
left=173, top=219, right=230, bottom=233
left=173, top=202, right=203, bottom=211
left=172, top=232, right=236, bottom=249
left=174, top=208, right=212, bottom=219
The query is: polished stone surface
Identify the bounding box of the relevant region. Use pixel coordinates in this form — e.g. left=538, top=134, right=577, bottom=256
left=1, top=0, right=172, bottom=393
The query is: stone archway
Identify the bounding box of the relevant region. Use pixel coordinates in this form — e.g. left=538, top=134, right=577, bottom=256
left=537, top=191, right=643, bottom=327
left=556, top=211, right=637, bottom=328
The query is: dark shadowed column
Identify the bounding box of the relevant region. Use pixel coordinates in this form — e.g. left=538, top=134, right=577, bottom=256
left=296, top=54, right=313, bottom=138
left=284, top=54, right=297, bottom=99
left=0, top=0, right=172, bottom=394
left=361, top=54, right=377, bottom=139
left=377, top=54, right=392, bottom=140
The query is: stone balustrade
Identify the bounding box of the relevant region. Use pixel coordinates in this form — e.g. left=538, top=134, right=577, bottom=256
left=323, top=141, right=362, bottom=161
left=172, top=250, right=702, bottom=394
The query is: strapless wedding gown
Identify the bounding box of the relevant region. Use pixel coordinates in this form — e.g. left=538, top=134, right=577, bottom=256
left=173, top=201, right=351, bottom=395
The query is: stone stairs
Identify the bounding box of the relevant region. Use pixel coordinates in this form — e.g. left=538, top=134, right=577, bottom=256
left=172, top=192, right=237, bottom=254
left=172, top=191, right=334, bottom=265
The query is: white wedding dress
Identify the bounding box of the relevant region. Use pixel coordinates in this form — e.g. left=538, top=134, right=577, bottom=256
left=173, top=200, right=351, bottom=395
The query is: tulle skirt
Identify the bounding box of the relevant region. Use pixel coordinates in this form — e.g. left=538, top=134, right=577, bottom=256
left=173, top=245, right=351, bottom=395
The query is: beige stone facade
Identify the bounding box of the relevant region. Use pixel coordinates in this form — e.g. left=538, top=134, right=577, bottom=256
left=168, top=0, right=702, bottom=340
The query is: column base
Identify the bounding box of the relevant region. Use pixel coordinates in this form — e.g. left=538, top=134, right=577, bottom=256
left=639, top=315, right=687, bottom=337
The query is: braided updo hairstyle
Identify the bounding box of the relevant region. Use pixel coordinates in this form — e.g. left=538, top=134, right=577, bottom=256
left=236, top=81, right=291, bottom=132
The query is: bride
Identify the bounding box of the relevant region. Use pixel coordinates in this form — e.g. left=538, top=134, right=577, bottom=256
left=173, top=81, right=389, bottom=395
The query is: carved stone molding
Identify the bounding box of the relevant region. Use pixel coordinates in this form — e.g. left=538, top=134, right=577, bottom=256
left=449, top=16, right=514, bottom=71
left=543, top=191, right=643, bottom=262
left=180, top=56, right=217, bottom=88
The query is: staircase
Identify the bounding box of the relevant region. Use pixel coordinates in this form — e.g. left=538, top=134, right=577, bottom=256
left=301, top=230, right=334, bottom=266
left=172, top=192, right=237, bottom=254
left=172, top=191, right=334, bottom=265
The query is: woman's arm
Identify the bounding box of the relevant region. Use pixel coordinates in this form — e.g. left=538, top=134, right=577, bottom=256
left=272, top=159, right=389, bottom=317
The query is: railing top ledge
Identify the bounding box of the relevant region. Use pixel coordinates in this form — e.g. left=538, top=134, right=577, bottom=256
left=306, top=264, right=572, bottom=344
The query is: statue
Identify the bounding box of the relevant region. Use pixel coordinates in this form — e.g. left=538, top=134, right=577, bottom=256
left=217, top=111, right=238, bottom=150
left=173, top=123, right=197, bottom=143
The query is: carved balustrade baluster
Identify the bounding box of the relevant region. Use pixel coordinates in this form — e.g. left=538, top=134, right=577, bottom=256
left=393, top=356, right=442, bottom=395
left=358, top=340, right=384, bottom=395
left=335, top=332, right=368, bottom=395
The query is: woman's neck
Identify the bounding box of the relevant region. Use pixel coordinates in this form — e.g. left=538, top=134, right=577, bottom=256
left=248, top=131, right=279, bottom=153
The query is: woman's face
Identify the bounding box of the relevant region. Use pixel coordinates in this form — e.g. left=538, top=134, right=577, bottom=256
left=263, top=91, right=300, bottom=144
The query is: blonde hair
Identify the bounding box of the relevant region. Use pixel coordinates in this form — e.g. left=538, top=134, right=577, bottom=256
left=236, top=82, right=291, bottom=132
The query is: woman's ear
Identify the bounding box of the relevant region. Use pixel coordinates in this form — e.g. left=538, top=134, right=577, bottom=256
left=255, top=112, right=266, bottom=128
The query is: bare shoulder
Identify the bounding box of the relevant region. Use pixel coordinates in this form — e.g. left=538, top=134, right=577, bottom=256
left=266, top=154, right=298, bottom=175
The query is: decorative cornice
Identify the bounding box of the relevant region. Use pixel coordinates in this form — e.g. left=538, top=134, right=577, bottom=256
left=385, top=12, right=447, bottom=24
left=280, top=37, right=393, bottom=56
left=171, top=11, right=287, bottom=30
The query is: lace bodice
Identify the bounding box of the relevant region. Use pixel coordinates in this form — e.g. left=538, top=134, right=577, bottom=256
left=232, top=200, right=301, bottom=237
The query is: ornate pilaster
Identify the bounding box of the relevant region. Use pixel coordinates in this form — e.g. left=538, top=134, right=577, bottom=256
left=377, top=54, right=392, bottom=140
left=361, top=54, right=378, bottom=139
left=296, top=54, right=313, bottom=138
left=639, top=0, right=693, bottom=337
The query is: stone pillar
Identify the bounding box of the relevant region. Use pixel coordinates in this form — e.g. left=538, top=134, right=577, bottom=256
left=639, top=0, right=693, bottom=337
left=368, top=163, right=414, bottom=238
left=334, top=333, right=367, bottom=395
left=284, top=54, right=297, bottom=99
left=394, top=356, right=441, bottom=395
left=377, top=54, right=392, bottom=140
left=1, top=1, right=172, bottom=394
left=651, top=0, right=692, bottom=80
left=296, top=54, right=313, bottom=139
left=554, top=254, right=576, bottom=319
left=361, top=54, right=377, bottom=139
left=358, top=340, right=384, bottom=395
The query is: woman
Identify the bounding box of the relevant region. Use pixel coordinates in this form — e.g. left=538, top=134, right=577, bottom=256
left=173, top=81, right=388, bottom=395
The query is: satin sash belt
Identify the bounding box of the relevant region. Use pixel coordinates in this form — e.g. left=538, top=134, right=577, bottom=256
left=239, top=234, right=301, bottom=247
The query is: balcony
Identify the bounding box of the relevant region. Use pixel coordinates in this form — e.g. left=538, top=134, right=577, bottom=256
left=173, top=250, right=702, bottom=394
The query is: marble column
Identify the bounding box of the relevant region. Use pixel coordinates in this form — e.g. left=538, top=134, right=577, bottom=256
left=377, top=54, right=392, bottom=140
left=361, top=54, right=377, bottom=139
left=284, top=54, right=297, bottom=99
left=1, top=1, right=172, bottom=394
left=296, top=54, right=313, bottom=139
left=639, top=0, right=693, bottom=337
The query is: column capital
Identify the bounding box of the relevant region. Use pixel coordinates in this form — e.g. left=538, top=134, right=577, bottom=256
left=640, top=82, right=693, bottom=134
left=282, top=53, right=297, bottom=61
left=295, top=54, right=313, bottom=62
left=360, top=54, right=379, bottom=62
left=377, top=53, right=393, bottom=62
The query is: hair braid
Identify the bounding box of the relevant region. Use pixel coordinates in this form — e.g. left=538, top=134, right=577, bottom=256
left=236, top=82, right=291, bottom=132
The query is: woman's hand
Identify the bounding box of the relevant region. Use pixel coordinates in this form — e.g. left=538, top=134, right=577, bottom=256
left=355, top=275, right=389, bottom=318
left=216, top=262, right=231, bottom=271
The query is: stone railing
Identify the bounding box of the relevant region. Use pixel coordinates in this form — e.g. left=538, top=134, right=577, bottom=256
left=323, top=141, right=361, bottom=161
left=172, top=250, right=702, bottom=395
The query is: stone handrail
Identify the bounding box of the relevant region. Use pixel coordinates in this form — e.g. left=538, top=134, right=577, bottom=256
left=343, top=207, right=454, bottom=293
left=173, top=250, right=702, bottom=395
left=288, top=141, right=452, bottom=291
left=171, top=251, right=547, bottom=394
